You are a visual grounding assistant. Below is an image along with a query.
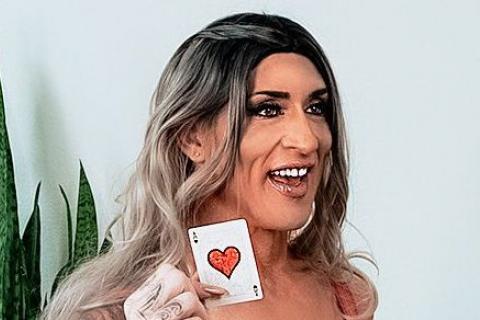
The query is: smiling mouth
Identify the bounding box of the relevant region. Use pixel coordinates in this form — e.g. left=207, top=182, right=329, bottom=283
left=266, top=168, right=311, bottom=198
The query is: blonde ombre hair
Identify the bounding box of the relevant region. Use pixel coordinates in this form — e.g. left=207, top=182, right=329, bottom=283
left=42, top=12, right=378, bottom=320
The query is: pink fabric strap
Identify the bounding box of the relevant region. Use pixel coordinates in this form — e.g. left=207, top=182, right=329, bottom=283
left=333, top=281, right=359, bottom=317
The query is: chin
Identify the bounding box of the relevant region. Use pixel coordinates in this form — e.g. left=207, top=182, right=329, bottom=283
left=278, top=204, right=312, bottom=226
left=291, top=214, right=312, bottom=230
left=267, top=211, right=312, bottom=231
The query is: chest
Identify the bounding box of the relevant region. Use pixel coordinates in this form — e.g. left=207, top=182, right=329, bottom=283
left=206, top=280, right=342, bottom=320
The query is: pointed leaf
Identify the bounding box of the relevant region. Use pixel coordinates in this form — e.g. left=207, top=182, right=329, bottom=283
left=0, top=75, right=25, bottom=319
left=22, top=182, right=42, bottom=319
left=99, top=214, right=121, bottom=255
left=73, top=161, right=98, bottom=265
left=42, top=292, right=48, bottom=310
left=58, top=184, right=73, bottom=262
left=99, top=229, right=113, bottom=255
left=50, top=261, right=75, bottom=299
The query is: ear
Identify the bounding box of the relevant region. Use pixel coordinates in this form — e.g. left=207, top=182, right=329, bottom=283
left=177, top=123, right=210, bottom=164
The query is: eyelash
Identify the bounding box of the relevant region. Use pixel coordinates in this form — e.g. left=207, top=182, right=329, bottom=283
left=247, top=101, right=327, bottom=118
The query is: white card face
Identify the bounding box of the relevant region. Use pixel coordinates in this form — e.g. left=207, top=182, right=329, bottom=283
left=187, top=218, right=264, bottom=308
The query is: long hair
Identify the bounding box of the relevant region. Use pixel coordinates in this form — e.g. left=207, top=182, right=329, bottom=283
left=42, top=12, right=378, bottom=319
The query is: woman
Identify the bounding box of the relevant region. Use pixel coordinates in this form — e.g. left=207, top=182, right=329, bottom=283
left=42, top=12, right=378, bottom=320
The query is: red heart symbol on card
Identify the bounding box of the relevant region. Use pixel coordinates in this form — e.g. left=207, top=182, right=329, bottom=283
left=207, top=246, right=241, bottom=279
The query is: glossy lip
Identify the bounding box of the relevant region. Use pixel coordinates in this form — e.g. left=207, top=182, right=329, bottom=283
left=267, top=173, right=309, bottom=198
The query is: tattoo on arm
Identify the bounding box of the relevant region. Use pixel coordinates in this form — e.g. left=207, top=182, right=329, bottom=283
left=137, top=309, right=148, bottom=320
left=140, top=282, right=163, bottom=311
left=158, top=301, right=182, bottom=320
left=153, top=283, right=163, bottom=301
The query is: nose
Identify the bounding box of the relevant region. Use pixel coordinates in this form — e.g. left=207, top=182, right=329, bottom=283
left=280, top=110, right=319, bottom=155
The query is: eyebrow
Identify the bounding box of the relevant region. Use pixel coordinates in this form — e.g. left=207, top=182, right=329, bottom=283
left=249, top=87, right=328, bottom=100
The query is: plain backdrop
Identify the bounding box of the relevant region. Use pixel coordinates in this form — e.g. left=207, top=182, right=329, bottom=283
left=1, top=1, right=479, bottom=318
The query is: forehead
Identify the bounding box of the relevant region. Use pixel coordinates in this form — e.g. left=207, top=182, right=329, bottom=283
left=249, top=53, right=326, bottom=93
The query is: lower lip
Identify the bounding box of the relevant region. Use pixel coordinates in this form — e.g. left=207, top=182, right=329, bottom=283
left=267, top=174, right=308, bottom=198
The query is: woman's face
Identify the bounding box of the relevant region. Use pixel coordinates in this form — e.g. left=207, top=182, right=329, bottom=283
left=208, top=52, right=332, bottom=230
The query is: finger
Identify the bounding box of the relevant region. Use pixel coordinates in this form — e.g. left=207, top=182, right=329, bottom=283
left=149, top=267, right=195, bottom=310
left=151, top=291, right=207, bottom=320
left=189, top=273, right=229, bottom=300
left=129, top=263, right=176, bottom=299
left=190, top=274, right=210, bottom=301
left=184, top=317, right=203, bottom=320
left=197, top=283, right=229, bottom=300
left=191, top=271, right=200, bottom=282
left=127, top=266, right=189, bottom=312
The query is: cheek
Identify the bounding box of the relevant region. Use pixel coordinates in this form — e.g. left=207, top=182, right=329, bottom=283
left=232, top=125, right=279, bottom=204
left=315, top=125, right=333, bottom=153
left=238, top=123, right=279, bottom=164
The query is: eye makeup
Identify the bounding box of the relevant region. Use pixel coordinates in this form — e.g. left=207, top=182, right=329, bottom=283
left=246, top=101, right=284, bottom=118
left=246, top=98, right=329, bottom=118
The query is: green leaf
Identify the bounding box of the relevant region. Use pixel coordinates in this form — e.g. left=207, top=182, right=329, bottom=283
left=58, top=184, right=73, bottom=262
left=73, top=160, right=98, bottom=265
left=99, top=229, right=113, bottom=255
left=51, top=165, right=100, bottom=299
left=0, top=75, right=25, bottom=319
left=49, top=184, right=75, bottom=299
left=50, top=261, right=75, bottom=299
left=42, top=292, right=48, bottom=310
left=22, top=181, right=42, bottom=319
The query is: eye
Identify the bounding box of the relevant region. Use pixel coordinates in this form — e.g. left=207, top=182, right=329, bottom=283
left=305, top=101, right=327, bottom=117
left=247, top=102, right=284, bottom=118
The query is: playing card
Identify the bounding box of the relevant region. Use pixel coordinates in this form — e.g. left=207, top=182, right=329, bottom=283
left=187, top=218, right=264, bottom=308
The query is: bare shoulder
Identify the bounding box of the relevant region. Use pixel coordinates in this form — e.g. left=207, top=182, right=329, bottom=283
left=332, top=272, right=377, bottom=319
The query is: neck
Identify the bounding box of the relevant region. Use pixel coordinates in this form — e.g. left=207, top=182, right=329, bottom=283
left=246, top=225, right=300, bottom=289
left=187, top=197, right=307, bottom=291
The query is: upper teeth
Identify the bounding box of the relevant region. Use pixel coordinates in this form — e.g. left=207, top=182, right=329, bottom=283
left=270, top=167, right=309, bottom=178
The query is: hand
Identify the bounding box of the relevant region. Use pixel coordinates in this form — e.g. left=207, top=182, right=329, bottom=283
left=123, top=263, right=228, bottom=320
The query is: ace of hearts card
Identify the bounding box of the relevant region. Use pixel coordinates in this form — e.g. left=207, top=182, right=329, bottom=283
left=187, top=218, right=264, bottom=308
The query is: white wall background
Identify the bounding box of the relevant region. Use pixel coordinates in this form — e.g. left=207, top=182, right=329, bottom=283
left=1, top=1, right=479, bottom=318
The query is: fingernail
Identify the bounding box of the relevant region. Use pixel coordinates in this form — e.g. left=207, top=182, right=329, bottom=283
left=202, top=285, right=229, bottom=295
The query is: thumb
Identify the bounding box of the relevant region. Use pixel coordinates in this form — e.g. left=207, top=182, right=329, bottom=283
left=190, top=271, right=229, bottom=300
